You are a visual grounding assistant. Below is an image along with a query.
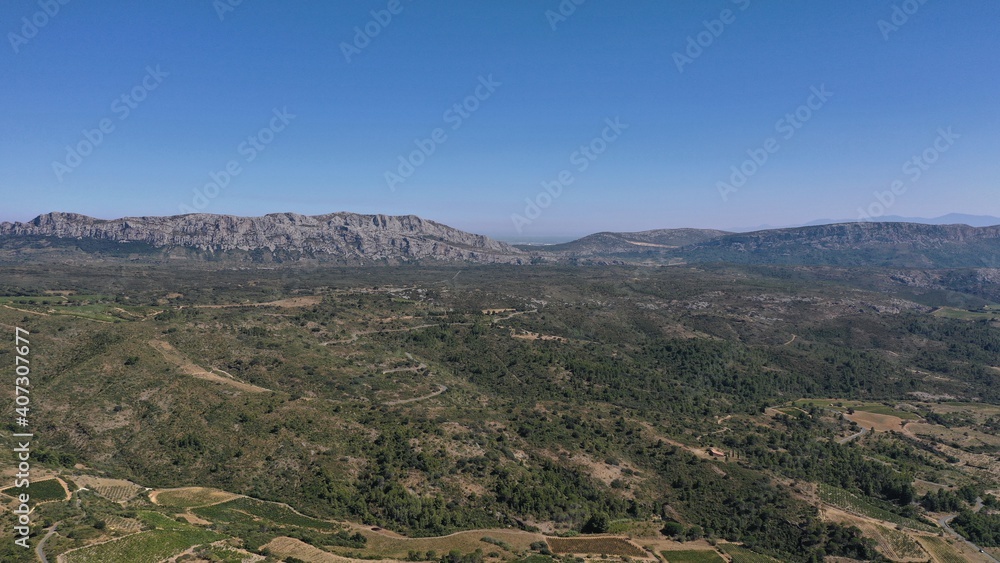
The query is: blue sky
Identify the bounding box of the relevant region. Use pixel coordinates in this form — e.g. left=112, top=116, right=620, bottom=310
left=1, top=1, right=998, bottom=239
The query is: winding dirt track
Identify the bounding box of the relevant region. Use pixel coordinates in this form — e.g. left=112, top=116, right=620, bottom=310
left=149, top=340, right=270, bottom=393
left=384, top=384, right=448, bottom=406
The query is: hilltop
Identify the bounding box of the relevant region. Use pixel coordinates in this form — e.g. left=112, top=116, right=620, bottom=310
left=4, top=212, right=1000, bottom=269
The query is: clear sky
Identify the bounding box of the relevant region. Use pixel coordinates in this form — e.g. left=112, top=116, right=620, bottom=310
left=2, top=1, right=998, bottom=239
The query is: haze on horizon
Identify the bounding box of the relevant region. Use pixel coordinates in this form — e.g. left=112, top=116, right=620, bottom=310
left=2, top=1, right=998, bottom=239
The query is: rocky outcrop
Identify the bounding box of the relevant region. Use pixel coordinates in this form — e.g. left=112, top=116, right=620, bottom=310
left=0, top=212, right=526, bottom=264
left=5, top=214, right=1000, bottom=268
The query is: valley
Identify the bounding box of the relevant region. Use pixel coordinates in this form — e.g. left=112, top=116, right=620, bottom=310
left=0, top=263, right=998, bottom=561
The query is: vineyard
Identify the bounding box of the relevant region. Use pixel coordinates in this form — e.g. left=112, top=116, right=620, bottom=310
left=546, top=537, right=648, bottom=557
left=62, top=511, right=224, bottom=563
left=71, top=475, right=144, bottom=503
left=918, top=536, right=968, bottom=563
left=717, top=544, right=783, bottom=562
left=818, top=484, right=936, bottom=532
left=152, top=486, right=239, bottom=508
left=104, top=516, right=143, bottom=533
left=29, top=479, right=67, bottom=502
left=853, top=521, right=928, bottom=561
left=0, top=478, right=66, bottom=502
left=660, top=549, right=726, bottom=562
left=95, top=485, right=142, bottom=502
left=193, top=497, right=342, bottom=531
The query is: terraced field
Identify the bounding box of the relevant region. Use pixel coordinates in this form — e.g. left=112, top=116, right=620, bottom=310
left=193, top=497, right=342, bottom=530
left=918, top=536, right=969, bottom=563
left=62, top=511, right=224, bottom=563
left=853, top=522, right=927, bottom=561
left=818, top=484, right=937, bottom=532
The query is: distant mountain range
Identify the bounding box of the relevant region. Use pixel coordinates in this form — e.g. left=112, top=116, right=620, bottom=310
left=732, top=213, right=1000, bottom=232
left=4, top=211, right=1000, bottom=268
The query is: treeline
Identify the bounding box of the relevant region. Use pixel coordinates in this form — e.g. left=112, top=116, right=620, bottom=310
left=951, top=511, right=1000, bottom=547
left=723, top=416, right=916, bottom=507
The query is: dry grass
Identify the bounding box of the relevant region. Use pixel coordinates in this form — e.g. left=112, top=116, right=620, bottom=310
left=150, top=487, right=240, bottom=508
left=265, top=536, right=405, bottom=563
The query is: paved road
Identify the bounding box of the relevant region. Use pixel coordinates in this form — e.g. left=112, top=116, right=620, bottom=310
left=938, top=509, right=1000, bottom=563
left=36, top=523, right=58, bottom=563
left=837, top=426, right=868, bottom=444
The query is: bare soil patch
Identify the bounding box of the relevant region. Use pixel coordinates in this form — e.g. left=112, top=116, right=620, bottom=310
left=845, top=411, right=907, bottom=432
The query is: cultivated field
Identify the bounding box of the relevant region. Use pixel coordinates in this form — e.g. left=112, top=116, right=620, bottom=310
left=818, top=484, right=936, bottom=531
left=717, top=544, right=783, bottom=562
left=150, top=486, right=240, bottom=508
left=917, top=536, right=971, bottom=563
left=660, top=550, right=726, bottom=562
left=546, top=536, right=648, bottom=557
left=70, top=475, right=144, bottom=503
left=62, top=511, right=224, bottom=563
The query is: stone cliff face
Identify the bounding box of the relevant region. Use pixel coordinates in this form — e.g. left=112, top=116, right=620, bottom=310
left=0, top=212, right=525, bottom=264
left=4, top=214, right=1000, bottom=267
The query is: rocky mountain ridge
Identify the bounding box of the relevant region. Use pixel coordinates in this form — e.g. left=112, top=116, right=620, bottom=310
left=4, top=213, right=1000, bottom=268
left=0, top=212, right=525, bottom=264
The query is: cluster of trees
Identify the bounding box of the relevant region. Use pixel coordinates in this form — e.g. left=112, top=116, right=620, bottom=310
left=722, top=418, right=916, bottom=508
left=919, top=485, right=981, bottom=512
left=951, top=511, right=1000, bottom=547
